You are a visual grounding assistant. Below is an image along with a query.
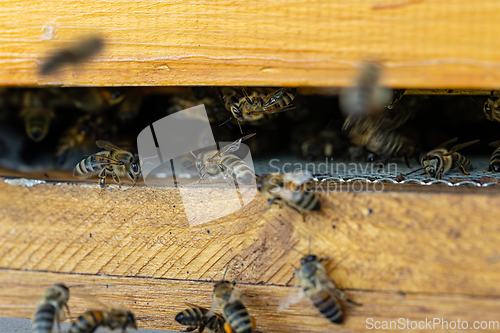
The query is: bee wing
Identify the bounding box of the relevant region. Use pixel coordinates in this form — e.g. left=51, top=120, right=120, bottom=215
left=278, top=284, right=304, bottom=312
left=489, top=140, right=500, bottom=148
left=95, top=140, right=122, bottom=151
left=250, top=104, right=296, bottom=115
left=208, top=133, right=256, bottom=161
left=432, top=137, right=458, bottom=150
left=446, top=139, right=480, bottom=155
left=283, top=171, right=313, bottom=185
left=183, top=302, right=209, bottom=313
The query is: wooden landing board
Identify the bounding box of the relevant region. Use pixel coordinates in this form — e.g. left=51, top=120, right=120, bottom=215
left=2, top=1, right=500, bottom=88
left=2, top=269, right=500, bottom=332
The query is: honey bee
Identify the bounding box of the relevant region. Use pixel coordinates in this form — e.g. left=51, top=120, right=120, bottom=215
left=221, top=88, right=296, bottom=131
left=208, top=268, right=256, bottom=333
left=284, top=247, right=360, bottom=324
left=193, top=133, right=255, bottom=185
left=69, top=305, right=137, bottom=333
left=257, top=172, right=320, bottom=213
left=483, top=91, right=500, bottom=122
left=175, top=303, right=226, bottom=333
left=73, top=140, right=141, bottom=188
left=488, top=141, right=500, bottom=172
left=32, top=284, right=70, bottom=333
left=70, top=88, right=125, bottom=113
left=421, top=138, right=479, bottom=179
left=39, top=36, right=103, bottom=75
left=20, top=90, right=55, bottom=142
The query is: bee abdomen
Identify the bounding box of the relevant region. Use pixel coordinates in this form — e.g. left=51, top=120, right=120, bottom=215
left=33, top=303, right=56, bottom=333
left=69, top=310, right=103, bottom=333
left=290, top=188, right=320, bottom=211
left=25, top=112, right=50, bottom=142
left=453, top=153, right=473, bottom=171
left=206, top=315, right=226, bottom=332
left=311, top=290, right=343, bottom=324
left=175, top=307, right=206, bottom=326
left=490, top=148, right=500, bottom=172
left=220, top=155, right=254, bottom=185
left=223, top=300, right=254, bottom=333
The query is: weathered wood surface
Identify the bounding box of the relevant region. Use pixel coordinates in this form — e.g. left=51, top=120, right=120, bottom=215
left=2, top=1, right=500, bottom=88
left=2, top=269, right=500, bottom=332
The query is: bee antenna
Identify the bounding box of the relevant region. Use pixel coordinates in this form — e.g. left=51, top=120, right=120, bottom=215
left=208, top=276, right=216, bottom=283
left=182, top=162, right=195, bottom=171
left=220, top=117, right=233, bottom=127
left=403, top=166, right=426, bottom=176
left=290, top=247, right=306, bottom=256
left=468, top=96, right=482, bottom=108
left=236, top=119, right=243, bottom=134
left=222, top=264, right=229, bottom=281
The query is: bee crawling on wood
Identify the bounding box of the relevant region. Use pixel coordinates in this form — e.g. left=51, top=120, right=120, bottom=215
left=32, top=284, right=70, bottom=333
left=280, top=242, right=361, bottom=325
left=421, top=138, right=479, bottom=179
left=69, top=305, right=137, bottom=333
left=175, top=303, right=226, bottom=333
left=73, top=140, right=141, bottom=188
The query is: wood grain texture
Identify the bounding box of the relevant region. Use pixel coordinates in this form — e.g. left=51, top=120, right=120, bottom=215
left=2, top=1, right=500, bottom=88
left=2, top=269, right=500, bottom=332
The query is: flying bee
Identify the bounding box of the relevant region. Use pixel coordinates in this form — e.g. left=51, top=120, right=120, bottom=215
left=20, top=90, right=55, bottom=142
left=483, top=91, right=500, bottom=122
left=488, top=141, right=500, bottom=172
left=175, top=303, right=226, bottom=333
left=257, top=172, right=320, bottom=213
left=282, top=245, right=360, bottom=325
left=69, top=305, right=137, bottom=333
left=208, top=268, right=256, bottom=333
left=73, top=140, right=141, bottom=188
left=32, top=284, right=70, bottom=333
left=193, top=133, right=256, bottom=185
left=421, top=138, right=479, bottom=179
left=38, top=36, right=103, bottom=75
left=220, top=88, right=296, bottom=132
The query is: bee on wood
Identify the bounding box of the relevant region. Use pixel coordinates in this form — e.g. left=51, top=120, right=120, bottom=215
left=73, top=140, right=141, bottom=188
left=38, top=36, right=103, bottom=75
left=70, top=88, right=125, bottom=113
left=193, top=133, right=255, bottom=185
left=20, top=90, right=55, bottom=142
left=220, top=88, right=296, bottom=132
left=257, top=172, right=320, bottom=213
left=69, top=305, right=137, bottom=333
left=208, top=268, right=256, bottom=333
left=421, top=138, right=479, bottom=179
left=488, top=141, right=500, bottom=172
left=175, top=303, right=226, bottom=333
left=32, top=284, right=70, bottom=333
left=483, top=91, right=500, bottom=122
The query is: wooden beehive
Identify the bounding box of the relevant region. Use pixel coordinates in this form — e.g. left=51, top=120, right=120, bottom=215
left=2, top=1, right=500, bottom=333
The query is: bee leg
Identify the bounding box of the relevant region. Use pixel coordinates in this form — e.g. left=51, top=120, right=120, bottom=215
left=112, top=172, right=122, bottom=188
left=197, top=173, right=207, bottom=183
left=264, top=199, right=275, bottom=212
left=331, top=288, right=362, bottom=306
left=98, top=169, right=107, bottom=193
left=437, top=167, right=444, bottom=180
left=456, top=164, right=470, bottom=176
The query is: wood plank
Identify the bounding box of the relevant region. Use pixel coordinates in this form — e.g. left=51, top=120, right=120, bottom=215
left=2, top=269, right=500, bottom=332
left=2, top=1, right=500, bottom=88
left=1, top=178, right=500, bottom=297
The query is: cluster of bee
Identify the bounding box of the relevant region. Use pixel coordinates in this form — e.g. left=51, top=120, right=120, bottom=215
left=32, top=284, right=137, bottom=333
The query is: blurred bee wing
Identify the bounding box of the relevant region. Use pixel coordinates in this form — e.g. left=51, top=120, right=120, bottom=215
left=446, top=139, right=480, bottom=155
left=489, top=140, right=500, bottom=148
left=432, top=137, right=458, bottom=150
left=209, top=133, right=256, bottom=161
left=95, top=140, right=121, bottom=151
left=184, top=302, right=209, bottom=312
left=283, top=171, right=313, bottom=185
left=278, top=284, right=304, bottom=312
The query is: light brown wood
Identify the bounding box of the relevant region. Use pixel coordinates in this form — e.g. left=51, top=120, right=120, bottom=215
left=2, top=1, right=500, bottom=88
left=2, top=269, right=500, bottom=332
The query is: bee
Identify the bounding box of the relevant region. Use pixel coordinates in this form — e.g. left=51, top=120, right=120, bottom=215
left=175, top=303, right=226, bottom=333
left=39, top=36, right=103, bottom=75
left=193, top=133, right=255, bottom=185
left=32, top=284, right=70, bottom=333
left=488, top=141, right=500, bottom=172
left=73, top=140, right=141, bottom=188
left=483, top=91, right=500, bottom=122
left=70, top=88, right=125, bottom=113
left=421, top=138, right=479, bottom=179
left=257, top=172, right=320, bottom=213
left=221, top=88, right=296, bottom=131
left=288, top=247, right=360, bottom=324
left=208, top=268, right=256, bottom=333
left=69, top=305, right=137, bottom=333
left=20, top=90, right=55, bottom=142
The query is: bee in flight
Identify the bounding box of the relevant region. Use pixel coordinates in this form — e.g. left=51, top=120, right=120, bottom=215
left=38, top=36, right=103, bottom=75
left=488, top=141, right=500, bottom=172
left=32, top=284, right=70, bottom=333
left=69, top=305, right=137, bottom=333
left=421, top=138, right=479, bottom=179
left=280, top=242, right=360, bottom=325
left=257, top=171, right=320, bottom=213
left=483, top=91, right=500, bottom=122
left=221, top=87, right=296, bottom=133
left=192, top=133, right=256, bottom=185
left=20, top=90, right=55, bottom=142
left=207, top=267, right=256, bottom=333
left=73, top=140, right=141, bottom=188
left=175, top=303, right=226, bottom=333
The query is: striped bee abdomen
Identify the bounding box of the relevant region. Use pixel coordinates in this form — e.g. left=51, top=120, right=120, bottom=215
left=25, top=112, right=50, bottom=142
left=205, top=314, right=226, bottom=333
left=175, top=306, right=207, bottom=327
left=32, top=303, right=56, bottom=333
left=220, top=154, right=254, bottom=185
left=289, top=185, right=320, bottom=211
left=222, top=300, right=254, bottom=333
left=490, top=147, right=500, bottom=172
left=311, top=290, right=343, bottom=324
left=69, top=310, right=104, bottom=333
left=263, top=88, right=296, bottom=109
left=452, top=153, right=473, bottom=171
